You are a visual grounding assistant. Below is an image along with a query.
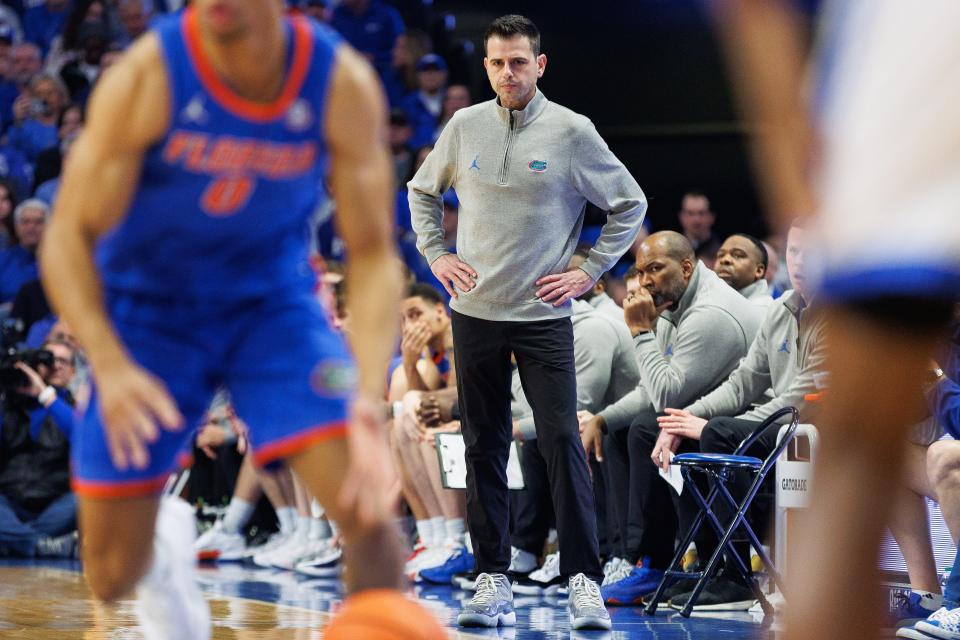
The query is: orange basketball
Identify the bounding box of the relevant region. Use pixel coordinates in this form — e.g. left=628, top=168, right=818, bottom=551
left=324, top=589, right=448, bottom=640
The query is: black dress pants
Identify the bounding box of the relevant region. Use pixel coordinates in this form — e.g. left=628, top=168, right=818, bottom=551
left=607, top=410, right=698, bottom=569
left=510, top=438, right=555, bottom=555
left=452, top=310, right=602, bottom=582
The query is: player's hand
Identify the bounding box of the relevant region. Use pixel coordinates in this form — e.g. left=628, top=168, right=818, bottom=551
left=622, top=286, right=666, bottom=335
left=651, top=430, right=681, bottom=472
left=657, top=408, right=708, bottom=441
left=416, top=392, right=454, bottom=429
left=97, top=360, right=184, bottom=471
left=196, top=422, right=227, bottom=460
left=398, top=390, right=426, bottom=440
left=400, top=320, right=431, bottom=363
left=338, top=395, right=397, bottom=529
left=421, top=421, right=460, bottom=446
left=430, top=254, right=477, bottom=299
left=580, top=415, right=605, bottom=462
left=536, top=268, right=595, bottom=307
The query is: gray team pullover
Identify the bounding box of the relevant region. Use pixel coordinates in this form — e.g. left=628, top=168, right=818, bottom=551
left=685, top=290, right=826, bottom=422
left=409, top=90, right=647, bottom=322
left=597, top=262, right=764, bottom=432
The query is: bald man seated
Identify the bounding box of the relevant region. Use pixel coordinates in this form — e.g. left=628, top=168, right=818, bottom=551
left=578, top=231, right=763, bottom=607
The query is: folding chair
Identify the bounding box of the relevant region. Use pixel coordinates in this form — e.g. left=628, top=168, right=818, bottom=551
left=643, top=406, right=800, bottom=618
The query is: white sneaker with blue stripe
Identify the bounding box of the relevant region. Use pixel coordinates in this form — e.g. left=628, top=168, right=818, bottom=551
left=909, top=605, right=960, bottom=639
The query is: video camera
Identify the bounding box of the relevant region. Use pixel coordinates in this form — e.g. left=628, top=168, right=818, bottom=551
left=0, top=318, right=53, bottom=391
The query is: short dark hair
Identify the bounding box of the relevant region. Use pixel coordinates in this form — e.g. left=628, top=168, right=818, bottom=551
left=731, top=233, right=768, bottom=269
left=484, top=14, right=540, bottom=57
left=406, top=282, right=445, bottom=306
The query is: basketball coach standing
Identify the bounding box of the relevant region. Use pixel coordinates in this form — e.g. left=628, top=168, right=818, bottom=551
left=409, top=14, right=647, bottom=631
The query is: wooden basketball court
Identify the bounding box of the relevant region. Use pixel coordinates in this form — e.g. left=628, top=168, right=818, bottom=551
left=0, top=560, right=772, bottom=638
left=0, top=565, right=494, bottom=639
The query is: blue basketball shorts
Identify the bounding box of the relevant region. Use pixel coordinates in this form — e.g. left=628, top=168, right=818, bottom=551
left=72, top=290, right=354, bottom=499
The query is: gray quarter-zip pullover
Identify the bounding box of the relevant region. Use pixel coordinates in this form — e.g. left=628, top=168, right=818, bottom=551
left=685, top=290, right=826, bottom=422
left=409, top=90, right=647, bottom=322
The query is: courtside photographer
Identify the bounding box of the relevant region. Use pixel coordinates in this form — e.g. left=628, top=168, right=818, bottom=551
left=0, top=319, right=79, bottom=558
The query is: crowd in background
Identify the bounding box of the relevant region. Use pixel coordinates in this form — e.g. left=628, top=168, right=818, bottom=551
left=0, top=1, right=957, bottom=631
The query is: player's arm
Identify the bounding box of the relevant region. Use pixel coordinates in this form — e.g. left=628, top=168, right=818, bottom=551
left=711, top=0, right=817, bottom=231
left=40, top=35, right=182, bottom=470
left=324, top=46, right=404, bottom=525
left=325, top=47, right=401, bottom=399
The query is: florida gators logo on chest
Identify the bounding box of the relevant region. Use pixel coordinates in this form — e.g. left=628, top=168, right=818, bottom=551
left=162, top=130, right=318, bottom=216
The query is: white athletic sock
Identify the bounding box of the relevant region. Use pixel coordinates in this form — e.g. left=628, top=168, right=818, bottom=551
left=296, top=516, right=312, bottom=540
left=221, top=498, right=254, bottom=535
left=276, top=506, right=298, bottom=535
left=444, top=518, right=465, bottom=546
left=310, top=499, right=325, bottom=519
left=310, top=517, right=333, bottom=540
left=914, top=591, right=944, bottom=611
left=427, top=516, right=445, bottom=546
left=416, top=519, right=431, bottom=546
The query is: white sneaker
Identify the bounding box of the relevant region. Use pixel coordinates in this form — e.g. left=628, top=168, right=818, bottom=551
left=243, top=529, right=289, bottom=560
left=252, top=532, right=302, bottom=568
left=272, top=538, right=329, bottom=571
left=568, top=573, right=611, bottom=630
left=512, top=552, right=564, bottom=596
left=601, top=557, right=633, bottom=586
left=916, top=606, right=960, bottom=639
left=195, top=521, right=245, bottom=562
left=509, top=547, right=538, bottom=575
left=295, top=544, right=343, bottom=577
left=135, top=497, right=211, bottom=640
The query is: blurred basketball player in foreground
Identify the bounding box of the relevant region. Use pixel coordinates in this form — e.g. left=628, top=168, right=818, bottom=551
left=715, top=1, right=959, bottom=638
left=40, top=0, right=443, bottom=637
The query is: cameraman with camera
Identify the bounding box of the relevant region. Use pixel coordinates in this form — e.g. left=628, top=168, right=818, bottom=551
left=0, top=339, right=78, bottom=557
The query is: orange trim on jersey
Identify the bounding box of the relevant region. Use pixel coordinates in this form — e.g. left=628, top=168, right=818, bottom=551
left=253, top=421, right=348, bottom=466
left=181, top=8, right=314, bottom=122
left=177, top=451, right=195, bottom=471
left=72, top=474, right=170, bottom=500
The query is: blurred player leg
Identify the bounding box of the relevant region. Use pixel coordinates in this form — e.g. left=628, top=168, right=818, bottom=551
left=785, top=306, right=945, bottom=640
left=287, top=435, right=406, bottom=593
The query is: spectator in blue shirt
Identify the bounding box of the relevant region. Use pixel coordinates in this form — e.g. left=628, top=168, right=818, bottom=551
left=7, top=73, right=69, bottom=163
left=0, top=145, right=34, bottom=205
left=23, top=0, right=72, bottom=56
left=331, top=0, right=404, bottom=90
left=0, top=42, right=42, bottom=131
left=0, top=199, right=48, bottom=307
left=113, top=0, right=152, bottom=48
left=400, top=53, right=446, bottom=150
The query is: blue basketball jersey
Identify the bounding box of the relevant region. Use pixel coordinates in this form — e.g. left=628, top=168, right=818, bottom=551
left=96, top=9, right=342, bottom=302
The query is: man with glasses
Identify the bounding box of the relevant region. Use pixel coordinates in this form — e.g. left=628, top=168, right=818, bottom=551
left=0, top=339, right=79, bottom=558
